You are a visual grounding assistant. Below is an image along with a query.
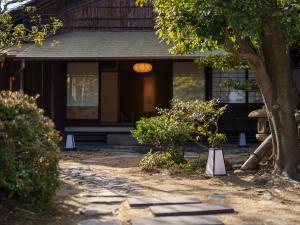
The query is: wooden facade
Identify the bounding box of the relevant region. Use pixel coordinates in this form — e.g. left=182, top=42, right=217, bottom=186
left=18, top=0, right=155, bottom=31
left=2, top=0, right=299, bottom=143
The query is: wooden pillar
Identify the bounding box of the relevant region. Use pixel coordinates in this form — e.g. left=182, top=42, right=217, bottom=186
left=9, top=60, right=25, bottom=91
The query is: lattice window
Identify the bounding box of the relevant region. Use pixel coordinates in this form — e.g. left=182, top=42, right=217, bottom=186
left=212, top=69, right=263, bottom=104
left=248, top=71, right=263, bottom=103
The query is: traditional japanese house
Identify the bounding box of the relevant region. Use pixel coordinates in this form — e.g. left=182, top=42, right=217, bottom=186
left=1, top=0, right=299, bottom=144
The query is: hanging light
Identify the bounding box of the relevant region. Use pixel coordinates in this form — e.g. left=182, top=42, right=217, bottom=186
left=133, top=63, right=153, bottom=73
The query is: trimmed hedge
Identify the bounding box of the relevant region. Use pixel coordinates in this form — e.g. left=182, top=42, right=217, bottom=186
left=0, top=91, right=61, bottom=210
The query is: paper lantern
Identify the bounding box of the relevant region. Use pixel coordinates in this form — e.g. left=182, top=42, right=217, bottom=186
left=133, top=63, right=153, bottom=73
left=205, top=148, right=227, bottom=176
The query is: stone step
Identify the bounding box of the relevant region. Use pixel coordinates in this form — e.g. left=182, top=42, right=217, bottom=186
left=150, top=203, right=234, bottom=217
left=132, top=215, right=224, bottom=225
left=80, top=190, right=127, bottom=197
left=86, top=197, right=125, bottom=204
left=128, top=197, right=201, bottom=207
left=77, top=219, right=122, bottom=225
left=79, top=204, right=118, bottom=216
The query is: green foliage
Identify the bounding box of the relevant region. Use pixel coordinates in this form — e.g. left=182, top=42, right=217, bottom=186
left=158, top=99, right=227, bottom=148
left=195, top=54, right=248, bottom=71
left=139, top=150, right=207, bottom=173
left=139, top=150, right=176, bottom=171
left=132, top=115, right=188, bottom=150
left=0, top=91, right=61, bottom=210
left=0, top=3, right=62, bottom=54
left=133, top=99, right=227, bottom=151
left=183, top=158, right=207, bottom=173
left=133, top=101, right=227, bottom=174
left=136, top=0, right=300, bottom=68
left=224, top=78, right=260, bottom=92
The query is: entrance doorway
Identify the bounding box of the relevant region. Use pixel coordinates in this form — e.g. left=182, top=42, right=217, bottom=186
left=101, top=72, right=119, bottom=123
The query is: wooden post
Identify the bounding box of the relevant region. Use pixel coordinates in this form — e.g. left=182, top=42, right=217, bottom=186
left=9, top=76, right=15, bottom=91
left=9, top=60, right=25, bottom=91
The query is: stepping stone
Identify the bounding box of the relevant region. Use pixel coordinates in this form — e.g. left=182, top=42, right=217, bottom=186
left=128, top=197, right=201, bottom=207
left=150, top=203, right=234, bottom=217
left=86, top=197, right=125, bottom=204
left=208, top=193, right=227, bottom=199
left=79, top=204, right=118, bottom=216
left=80, top=190, right=127, bottom=197
left=77, top=219, right=122, bottom=225
left=132, top=216, right=224, bottom=225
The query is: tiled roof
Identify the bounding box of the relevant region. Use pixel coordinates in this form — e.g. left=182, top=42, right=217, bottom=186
left=16, top=31, right=224, bottom=59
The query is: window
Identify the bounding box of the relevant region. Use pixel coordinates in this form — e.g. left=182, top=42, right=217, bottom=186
left=212, top=69, right=263, bottom=104
left=67, top=63, right=99, bottom=119
left=173, top=62, right=205, bottom=101
left=248, top=70, right=263, bottom=103
left=293, top=69, right=300, bottom=94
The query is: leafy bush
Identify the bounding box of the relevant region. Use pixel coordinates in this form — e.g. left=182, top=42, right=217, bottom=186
left=183, top=158, right=207, bottom=173
left=0, top=91, right=61, bottom=210
left=133, top=99, right=227, bottom=150
left=139, top=150, right=207, bottom=174
left=139, top=150, right=176, bottom=171
left=132, top=115, right=188, bottom=150
left=158, top=99, right=227, bottom=148
left=132, top=115, right=187, bottom=163
left=133, top=99, right=227, bottom=172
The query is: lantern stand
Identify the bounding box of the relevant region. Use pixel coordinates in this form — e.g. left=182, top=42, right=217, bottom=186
left=205, top=147, right=227, bottom=177
left=65, top=134, right=76, bottom=151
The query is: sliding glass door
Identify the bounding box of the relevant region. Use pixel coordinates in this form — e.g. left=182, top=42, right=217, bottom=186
left=67, top=63, right=99, bottom=119
left=173, top=62, right=205, bottom=101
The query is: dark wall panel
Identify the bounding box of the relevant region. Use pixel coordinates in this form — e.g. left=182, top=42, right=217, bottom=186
left=23, top=61, right=66, bottom=130
left=51, top=62, right=66, bottom=130
left=0, top=59, right=22, bottom=91
left=0, top=60, right=11, bottom=91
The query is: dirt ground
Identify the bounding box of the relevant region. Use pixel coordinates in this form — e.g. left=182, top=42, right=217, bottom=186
left=1, top=148, right=300, bottom=225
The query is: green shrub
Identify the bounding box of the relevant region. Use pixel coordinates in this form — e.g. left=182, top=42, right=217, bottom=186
left=139, top=150, right=176, bottom=171
left=0, top=91, right=61, bottom=210
left=183, top=158, right=207, bottom=172
left=139, top=150, right=207, bottom=174
left=158, top=99, right=227, bottom=148
left=132, top=115, right=188, bottom=150
left=133, top=100, right=227, bottom=173
left=132, top=115, right=188, bottom=163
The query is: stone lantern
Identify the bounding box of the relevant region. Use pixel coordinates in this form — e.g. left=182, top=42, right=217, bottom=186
left=248, top=106, right=270, bottom=142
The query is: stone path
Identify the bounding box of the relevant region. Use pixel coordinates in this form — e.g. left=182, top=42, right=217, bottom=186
left=150, top=203, right=234, bottom=217
left=60, top=166, right=135, bottom=225
left=80, top=205, right=118, bottom=216
left=62, top=166, right=237, bottom=225
left=128, top=196, right=201, bottom=207
left=60, top=166, right=143, bottom=194
left=78, top=219, right=122, bottom=225
left=131, top=216, right=224, bottom=225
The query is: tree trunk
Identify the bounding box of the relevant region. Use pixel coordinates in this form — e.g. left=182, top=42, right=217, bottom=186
left=247, top=20, right=300, bottom=180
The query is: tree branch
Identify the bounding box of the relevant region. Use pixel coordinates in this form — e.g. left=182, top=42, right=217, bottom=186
left=223, top=28, right=258, bottom=60
left=1, top=0, right=28, bottom=13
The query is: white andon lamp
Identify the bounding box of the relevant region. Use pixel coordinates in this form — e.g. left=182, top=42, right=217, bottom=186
left=65, top=134, right=76, bottom=150
left=205, top=148, right=227, bottom=176
left=238, top=132, right=247, bottom=147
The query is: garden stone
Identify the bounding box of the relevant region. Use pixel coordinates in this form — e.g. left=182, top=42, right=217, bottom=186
left=80, top=190, right=127, bottom=197
left=77, top=219, right=122, bottom=225
left=208, top=193, right=227, bottom=199
left=128, top=197, right=201, bottom=207
left=86, top=197, right=125, bottom=204
left=79, top=205, right=117, bottom=216
left=150, top=203, right=234, bottom=217
left=132, top=216, right=224, bottom=225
